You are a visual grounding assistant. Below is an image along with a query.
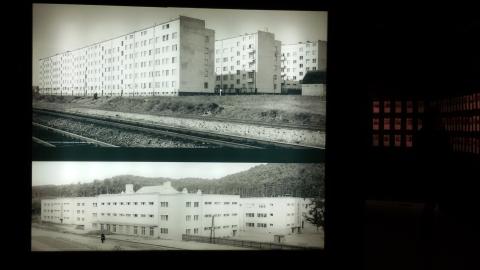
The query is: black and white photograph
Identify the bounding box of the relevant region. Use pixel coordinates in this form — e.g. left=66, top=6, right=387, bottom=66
left=32, top=162, right=325, bottom=251
left=32, top=4, right=327, bottom=149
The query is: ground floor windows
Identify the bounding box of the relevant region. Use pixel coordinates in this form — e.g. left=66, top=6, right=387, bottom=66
left=150, top=227, right=154, bottom=236
left=160, top=228, right=168, bottom=234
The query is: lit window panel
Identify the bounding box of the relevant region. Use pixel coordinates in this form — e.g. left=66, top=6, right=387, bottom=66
left=394, top=134, right=401, bottom=147
left=384, top=101, right=391, bottom=113
left=406, top=101, right=413, bottom=113
left=395, top=101, right=402, bottom=113
left=406, top=118, right=413, bottom=130
left=406, top=135, right=413, bottom=147
left=373, top=101, right=380, bottom=113
left=394, top=118, right=402, bottom=130
left=383, top=118, right=391, bottom=130
left=383, top=134, right=390, bottom=147
left=373, top=118, right=380, bottom=130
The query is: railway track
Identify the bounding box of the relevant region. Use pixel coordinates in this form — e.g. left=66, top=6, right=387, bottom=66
left=33, top=108, right=324, bottom=149
left=32, top=122, right=116, bottom=147
left=125, top=110, right=325, bottom=132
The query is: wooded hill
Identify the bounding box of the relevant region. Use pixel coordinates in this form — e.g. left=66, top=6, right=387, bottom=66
left=32, top=163, right=324, bottom=213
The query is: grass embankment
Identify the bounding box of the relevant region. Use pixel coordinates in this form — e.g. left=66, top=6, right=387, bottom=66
left=33, top=95, right=326, bottom=127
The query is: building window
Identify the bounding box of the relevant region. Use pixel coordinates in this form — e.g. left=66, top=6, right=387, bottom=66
left=150, top=227, right=154, bottom=236
left=186, top=215, right=191, bottom=221
left=160, top=202, right=168, bottom=207
left=204, top=82, right=208, bottom=89
left=161, top=215, right=168, bottom=221
left=160, top=228, right=168, bottom=234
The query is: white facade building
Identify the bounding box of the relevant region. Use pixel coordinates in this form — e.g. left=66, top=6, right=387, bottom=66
left=239, top=197, right=312, bottom=235
left=281, top=40, right=327, bottom=91
left=214, top=31, right=282, bottom=94
left=41, top=197, right=97, bottom=230
left=38, top=16, right=215, bottom=97
left=40, top=182, right=315, bottom=240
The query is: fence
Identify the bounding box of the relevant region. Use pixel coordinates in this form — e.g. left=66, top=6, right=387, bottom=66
left=182, top=234, right=315, bottom=250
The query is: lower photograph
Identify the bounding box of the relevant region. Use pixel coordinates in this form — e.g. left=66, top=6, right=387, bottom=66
left=31, top=161, right=325, bottom=251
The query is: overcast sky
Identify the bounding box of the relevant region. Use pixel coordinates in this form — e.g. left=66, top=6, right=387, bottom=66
left=32, top=4, right=327, bottom=85
left=32, top=162, right=265, bottom=186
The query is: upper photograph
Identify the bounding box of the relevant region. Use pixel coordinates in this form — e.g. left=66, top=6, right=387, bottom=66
left=32, top=4, right=327, bottom=149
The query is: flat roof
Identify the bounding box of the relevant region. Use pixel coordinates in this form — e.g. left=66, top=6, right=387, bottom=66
left=215, top=30, right=272, bottom=42
left=39, top=15, right=205, bottom=61
left=281, top=40, right=327, bottom=46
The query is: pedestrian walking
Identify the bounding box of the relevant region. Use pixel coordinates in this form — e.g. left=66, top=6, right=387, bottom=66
left=101, top=233, right=105, bottom=244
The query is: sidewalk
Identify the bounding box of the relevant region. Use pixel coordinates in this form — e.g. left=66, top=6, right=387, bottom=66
left=105, top=234, right=252, bottom=250
left=32, top=222, right=251, bottom=250
left=230, top=230, right=324, bottom=249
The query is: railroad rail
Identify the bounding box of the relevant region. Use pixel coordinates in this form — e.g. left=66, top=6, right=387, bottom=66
left=109, top=109, right=325, bottom=132
left=33, top=108, right=324, bottom=149
left=32, top=122, right=117, bottom=147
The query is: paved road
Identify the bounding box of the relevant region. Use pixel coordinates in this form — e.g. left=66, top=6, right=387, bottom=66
left=31, top=227, right=172, bottom=251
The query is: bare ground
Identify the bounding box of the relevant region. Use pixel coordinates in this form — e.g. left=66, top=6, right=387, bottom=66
left=32, top=95, right=326, bottom=127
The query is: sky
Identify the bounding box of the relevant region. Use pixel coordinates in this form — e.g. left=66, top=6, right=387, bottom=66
left=31, top=162, right=265, bottom=186
left=32, top=4, right=328, bottom=85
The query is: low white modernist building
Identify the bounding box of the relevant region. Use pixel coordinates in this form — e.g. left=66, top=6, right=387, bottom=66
left=40, top=182, right=315, bottom=240
left=239, top=197, right=312, bottom=235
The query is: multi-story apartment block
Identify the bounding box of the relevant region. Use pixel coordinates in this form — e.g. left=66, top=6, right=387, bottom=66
left=41, top=197, right=97, bottom=230
left=38, top=16, right=215, bottom=97
left=280, top=40, right=327, bottom=91
left=239, top=197, right=312, bottom=235
left=40, top=182, right=315, bottom=240
left=214, top=31, right=282, bottom=94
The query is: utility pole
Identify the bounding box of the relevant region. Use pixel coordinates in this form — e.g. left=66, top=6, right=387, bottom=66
left=210, top=215, right=215, bottom=243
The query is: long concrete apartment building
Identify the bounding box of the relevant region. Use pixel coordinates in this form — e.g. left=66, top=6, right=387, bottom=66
left=38, top=16, right=215, bottom=97
left=40, top=182, right=314, bottom=240
left=214, top=31, right=282, bottom=94
left=281, top=40, right=327, bottom=91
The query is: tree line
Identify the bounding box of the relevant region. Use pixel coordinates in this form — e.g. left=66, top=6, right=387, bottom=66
left=32, top=163, right=324, bottom=214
